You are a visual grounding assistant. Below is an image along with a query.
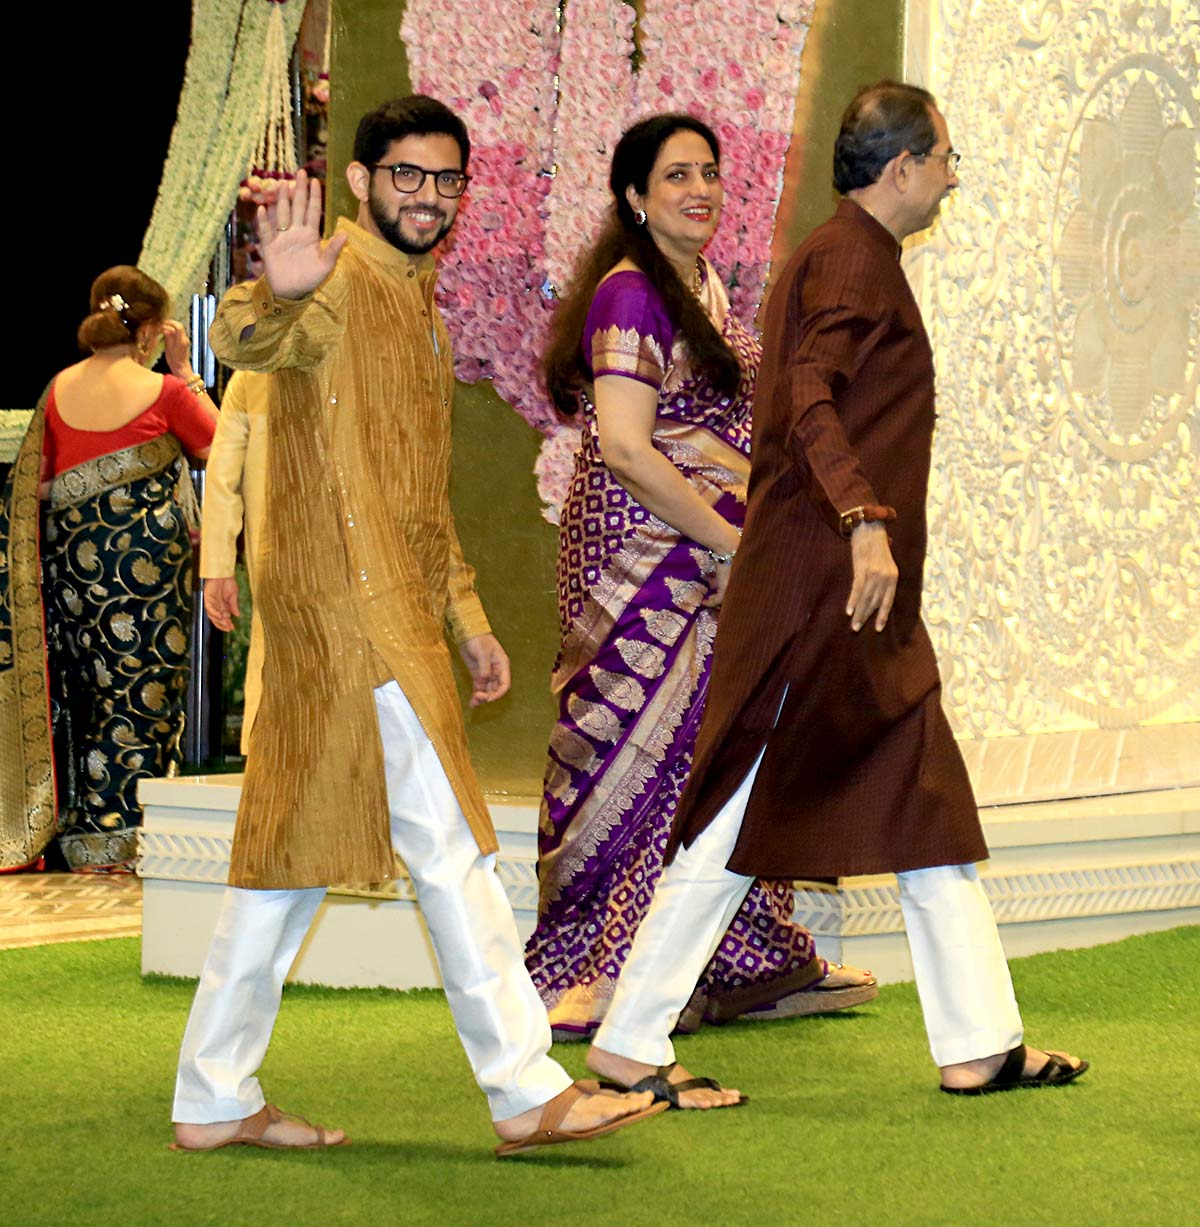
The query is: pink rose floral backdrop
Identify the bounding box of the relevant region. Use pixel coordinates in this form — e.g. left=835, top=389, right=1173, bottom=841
left=400, top=0, right=818, bottom=518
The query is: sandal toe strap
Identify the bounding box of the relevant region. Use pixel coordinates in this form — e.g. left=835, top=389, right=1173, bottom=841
left=627, top=1075, right=678, bottom=1107
left=670, top=1076, right=723, bottom=1095
left=1036, top=1054, right=1079, bottom=1084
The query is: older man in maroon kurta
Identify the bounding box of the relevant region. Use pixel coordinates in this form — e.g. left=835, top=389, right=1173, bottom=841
left=587, top=83, right=1088, bottom=1104
left=668, top=191, right=988, bottom=881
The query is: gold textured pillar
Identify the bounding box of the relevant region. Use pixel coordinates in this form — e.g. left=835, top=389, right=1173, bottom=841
left=776, top=0, right=905, bottom=257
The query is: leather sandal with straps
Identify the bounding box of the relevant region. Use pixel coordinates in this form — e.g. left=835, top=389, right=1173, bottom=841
left=494, top=1080, right=668, bottom=1158
left=596, top=1061, right=748, bottom=1109
left=170, top=1103, right=350, bottom=1151
left=940, top=1044, right=1090, bottom=1096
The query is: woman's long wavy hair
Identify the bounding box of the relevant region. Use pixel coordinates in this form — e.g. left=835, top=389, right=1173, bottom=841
left=543, top=113, right=742, bottom=416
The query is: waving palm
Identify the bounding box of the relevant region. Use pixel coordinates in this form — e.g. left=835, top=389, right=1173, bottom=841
left=258, top=170, right=348, bottom=300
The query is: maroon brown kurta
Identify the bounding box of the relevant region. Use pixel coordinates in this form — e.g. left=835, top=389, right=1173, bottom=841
left=668, top=200, right=988, bottom=879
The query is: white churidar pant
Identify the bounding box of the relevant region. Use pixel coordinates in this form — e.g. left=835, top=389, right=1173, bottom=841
left=173, top=680, right=572, bottom=1124
left=593, top=750, right=1024, bottom=1069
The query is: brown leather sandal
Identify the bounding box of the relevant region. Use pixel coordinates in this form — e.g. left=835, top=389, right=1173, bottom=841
left=494, top=1080, right=667, bottom=1158
left=169, top=1103, right=350, bottom=1151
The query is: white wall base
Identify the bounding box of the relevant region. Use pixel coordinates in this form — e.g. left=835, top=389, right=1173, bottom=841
left=800, top=788, right=1200, bottom=981
left=138, top=775, right=541, bottom=990
left=139, top=776, right=1200, bottom=989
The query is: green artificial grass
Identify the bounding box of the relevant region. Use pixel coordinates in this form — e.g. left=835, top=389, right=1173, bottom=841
left=3, top=927, right=1197, bottom=1227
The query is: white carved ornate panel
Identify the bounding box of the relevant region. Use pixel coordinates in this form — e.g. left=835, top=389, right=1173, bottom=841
left=902, top=1, right=1200, bottom=800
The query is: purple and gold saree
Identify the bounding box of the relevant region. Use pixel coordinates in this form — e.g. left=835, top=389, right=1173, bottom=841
left=525, top=262, right=825, bottom=1037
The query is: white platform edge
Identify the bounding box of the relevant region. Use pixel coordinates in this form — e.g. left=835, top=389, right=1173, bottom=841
left=138, top=776, right=1200, bottom=987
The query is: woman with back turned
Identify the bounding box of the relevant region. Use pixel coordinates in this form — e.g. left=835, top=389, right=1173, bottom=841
left=0, top=266, right=216, bottom=872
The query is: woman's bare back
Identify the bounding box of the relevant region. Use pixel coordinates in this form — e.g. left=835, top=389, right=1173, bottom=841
left=53, top=355, right=165, bottom=432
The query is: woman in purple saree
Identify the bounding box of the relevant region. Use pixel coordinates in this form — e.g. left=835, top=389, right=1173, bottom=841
left=525, top=115, right=876, bottom=1043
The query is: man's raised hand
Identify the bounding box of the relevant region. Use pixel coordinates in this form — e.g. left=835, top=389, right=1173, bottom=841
left=258, top=170, right=348, bottom=300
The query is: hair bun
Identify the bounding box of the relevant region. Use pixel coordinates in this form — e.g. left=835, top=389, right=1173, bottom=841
left=77, top=265, right=170, bottom=353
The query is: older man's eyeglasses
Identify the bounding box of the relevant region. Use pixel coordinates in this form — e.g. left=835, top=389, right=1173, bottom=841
left=372, top=163, right=471, bottom=198
left=913, top=150, right=961, bottom=174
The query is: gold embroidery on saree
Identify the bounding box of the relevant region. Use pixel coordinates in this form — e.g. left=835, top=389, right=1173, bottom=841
left=132, top=557, right=161, bottom=585
left=665, top=577, right=708, bottom=612
left=552, top=517, right=676, bottom=693
left=141, top=681, right=168, bottom=711
left=539, top=798, right=554, bottom=835
left=0, top=400, right=56, bottom=868
left=540, top=618, right=715, bottom=901
left=589, top=667, right=646, bottom=712
left=640, top=608, right=687, bottom=646
left=544, top=763, right=578, bottom=808
left=109, top=613, right=136, bottom=642
left=567, top=694, right=623, bottom=743
left=654, top=421, right=751, bottom=490
left=616, top=638, right=667, bottom=680
left=549, top=724, right=600, bottom=775
left=544, top=977, right=620, bottom=1028
left=39, top=422, right=196, bottom=872
left=590, top=324, right=667, bottom=385
left=660, top=260, right=726, bottom=393
left=50, top=434, right=182, bottom=510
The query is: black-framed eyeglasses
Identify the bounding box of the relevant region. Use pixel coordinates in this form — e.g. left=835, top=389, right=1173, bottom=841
left=912, top=150, right=961, bottom=174
left=371, top=163, right=471, bottom=198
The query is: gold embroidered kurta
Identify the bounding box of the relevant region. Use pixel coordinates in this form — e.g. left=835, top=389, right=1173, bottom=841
left=209, top=218, right=494, bottom=889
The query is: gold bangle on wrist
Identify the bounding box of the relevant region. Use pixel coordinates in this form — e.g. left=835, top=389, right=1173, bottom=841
left=185, top=375, right=206, bottom=395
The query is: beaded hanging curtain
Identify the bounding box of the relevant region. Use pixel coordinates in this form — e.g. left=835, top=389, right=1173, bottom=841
left=255, top=5, right=298, bottom=174
left=139, top=0, right=304, bottom=311
left=240, top=0, right=305, bottom=204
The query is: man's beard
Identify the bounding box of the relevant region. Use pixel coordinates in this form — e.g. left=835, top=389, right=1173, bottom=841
left=368, top=188, right=453, bottom=254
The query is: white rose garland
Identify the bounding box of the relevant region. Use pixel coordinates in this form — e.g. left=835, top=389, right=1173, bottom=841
left=140, top=0, right=304, bottom=315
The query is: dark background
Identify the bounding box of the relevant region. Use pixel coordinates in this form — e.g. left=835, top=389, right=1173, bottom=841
left=8, top=5, right=192, bottom=408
